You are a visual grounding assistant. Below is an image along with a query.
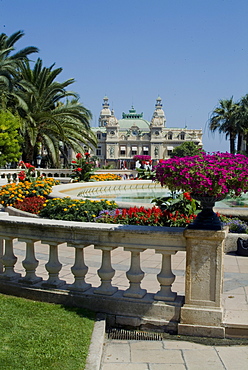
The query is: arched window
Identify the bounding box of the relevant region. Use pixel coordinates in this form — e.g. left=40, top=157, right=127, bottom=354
left=180, top=132, right=185, bottom=140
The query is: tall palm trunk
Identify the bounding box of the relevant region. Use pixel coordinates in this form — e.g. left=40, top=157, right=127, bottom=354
left=237, top=133, right=243, bottom=152
left=230, top=132, right=236, bottom=154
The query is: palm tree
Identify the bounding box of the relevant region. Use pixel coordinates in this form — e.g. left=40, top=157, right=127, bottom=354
left=237, top=94, right=248, bottom=154
left=18, top=58, right=97, bottom=166
left=209, top=97, right=240, bottom=153
left=0, top=30, right=38, bottom=110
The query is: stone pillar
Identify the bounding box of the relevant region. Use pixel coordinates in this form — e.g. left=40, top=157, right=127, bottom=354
left=42, top=242, right=65, bottom=288
left=69, top=244, right=91, bottom=292
left=0, top=238, right=21, bottom=280
left=178, top=227, right=228, bottom=338
left=154, top=250, right=177, bottom=301
left=94, top=246, right=118, bottom=296
left=19, top=239, right=42, bottom=284
left=123, top=248, right=147, bottom=298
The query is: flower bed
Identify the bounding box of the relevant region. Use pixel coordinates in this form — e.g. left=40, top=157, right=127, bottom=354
left=0, top=178, right=59, bottom=207
left=14, top=196, right=47, bottom=214
left=95, top=206, right=197, bottom=227
left=39, top=197, right=117, bottom=222
left=90, top=173, right=121, bottom=181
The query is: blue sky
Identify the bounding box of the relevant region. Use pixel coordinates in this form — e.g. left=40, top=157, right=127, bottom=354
left=1, top=0, right=247, bottom=153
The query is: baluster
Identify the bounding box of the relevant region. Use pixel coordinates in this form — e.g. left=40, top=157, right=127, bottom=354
left=42, top=242, right=65, bottom=288
left=19, top=239, right=42, bottom=285
left=123, top=248, right=147, bottom=298
left=0, top=238, right=3, bottom=274
left=0, top=238, right=21, bottom=280
left=69, top=244, right=91, bottom=291
left=154, top=251, right=177, bottom=301
left=94, top=246, right=117, bottom=295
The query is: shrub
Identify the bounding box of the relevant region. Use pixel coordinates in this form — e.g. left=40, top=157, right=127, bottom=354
left=152, top=192, right=201, bottom=216
left=39, top=197, right=117, bottom=222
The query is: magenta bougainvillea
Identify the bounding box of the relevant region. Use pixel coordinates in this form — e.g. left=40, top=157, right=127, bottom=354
left=155, top=152, right=248, bottom=198
left=133, top=155, right=151, bottom=161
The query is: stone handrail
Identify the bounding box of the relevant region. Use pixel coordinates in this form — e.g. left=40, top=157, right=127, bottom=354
left=0, top=213, right=229, bottom=337
left=0, top=168, right=138, bottom=183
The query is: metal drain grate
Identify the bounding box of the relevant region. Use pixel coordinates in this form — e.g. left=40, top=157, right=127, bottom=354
left=107, top=328, right=163, bottom=341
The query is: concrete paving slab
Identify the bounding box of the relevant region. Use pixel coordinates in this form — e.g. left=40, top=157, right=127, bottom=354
left=101, top=364, right=149, bottom=370
left=130, top=341, right=164, bottom=350
left=216, top=346, right=248, bottom=369
left=103, top=342, right=131, bottom=363
left=150, top=364, right=186, bottom=370
left=182, top=348, right=226, bottom=369
left=163, top=340, right=207, bottom=349
left=131, top=348, right=184, bottom=364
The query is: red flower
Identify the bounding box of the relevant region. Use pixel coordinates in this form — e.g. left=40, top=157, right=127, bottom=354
left=18, top=171, right=26, bottom=181
left=76, top=153, right=83, bottom=159
left=71, top=160, right=77, bottom=164
left=25, top=163, right=35, bottom=169
left=84, top=152, right=90, bottom=157
left=183, top=192, right=192, bottom=201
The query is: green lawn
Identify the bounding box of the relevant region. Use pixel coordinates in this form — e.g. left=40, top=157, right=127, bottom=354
left=0, top=294, right=95, bottom=369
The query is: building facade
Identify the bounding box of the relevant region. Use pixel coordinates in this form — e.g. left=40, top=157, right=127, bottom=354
left=91, top=96, right=203, bottom=169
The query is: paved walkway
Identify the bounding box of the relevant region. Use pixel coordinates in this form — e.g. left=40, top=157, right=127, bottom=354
left=100, top=338, right=248, bottom=369
left=10, top=240, right=248, bottom=369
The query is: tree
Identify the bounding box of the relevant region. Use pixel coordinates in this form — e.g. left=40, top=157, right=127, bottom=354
left=0, top=110, right=22, bottom=167
left=0, top=30, right=38, bottom=110
left=209, top=98, right=240, bottom=154
left=237, top=94, right=248, bottom=154
left=17, top=58, right=97, bottom=166
left=170, top=141, right=203, bottom=157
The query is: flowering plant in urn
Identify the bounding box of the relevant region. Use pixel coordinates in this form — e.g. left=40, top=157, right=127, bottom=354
left=155, top=152, right=248, bottom=198
left=70, top=152, right=96, bottom=182
left=155, top=152, right=248, bottom=230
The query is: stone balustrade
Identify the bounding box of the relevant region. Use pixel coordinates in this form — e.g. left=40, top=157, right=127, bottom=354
left=0, top=213, right=229, bottom=337
left=0, top=168, right=138, bottom=183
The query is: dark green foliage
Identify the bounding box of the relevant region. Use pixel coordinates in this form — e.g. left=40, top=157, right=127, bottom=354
left=171, top=142, right=203, bottom=158
left=0, top=110, right=22, bottom=166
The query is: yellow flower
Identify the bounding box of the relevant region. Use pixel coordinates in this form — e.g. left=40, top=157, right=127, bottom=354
left=63, top=208, right=68, bottom=211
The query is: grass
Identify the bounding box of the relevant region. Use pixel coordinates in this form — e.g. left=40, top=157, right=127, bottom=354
left=0, top=294, right=95, bottom=370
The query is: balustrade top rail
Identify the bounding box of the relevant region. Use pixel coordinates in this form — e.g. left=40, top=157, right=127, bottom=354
left=0, top=213, right=186, bottom=251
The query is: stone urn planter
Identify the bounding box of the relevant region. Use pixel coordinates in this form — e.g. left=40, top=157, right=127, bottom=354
left=187, top=194, right=225, bottom=230
left=155, top=152, right=248, bottom=231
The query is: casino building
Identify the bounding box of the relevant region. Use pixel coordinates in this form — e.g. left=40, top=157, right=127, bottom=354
left=90, top=96, right=203, bottom=168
